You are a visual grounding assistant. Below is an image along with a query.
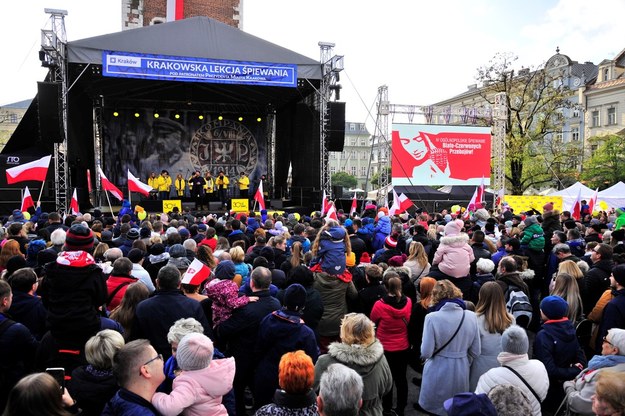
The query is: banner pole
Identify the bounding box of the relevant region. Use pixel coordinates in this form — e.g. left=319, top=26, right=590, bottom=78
left=105, top=191, right=114, bottom=217
left=37, top=182, right=46, bottom=204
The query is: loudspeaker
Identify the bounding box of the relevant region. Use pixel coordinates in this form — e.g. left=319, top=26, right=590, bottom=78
left=332, top=185, right=343, bottom=199
left=326, top=102, right=345, bottom=152
left=37, top=82, right=64, bottom=143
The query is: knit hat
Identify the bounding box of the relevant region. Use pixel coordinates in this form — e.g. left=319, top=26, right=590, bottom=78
left=179, top=228, right=190, bottom=239
left=345, top=252, right=356, bottom=267
left=360, top=252, right=371, bottom=264
left=65, top=224, right=95, bottom=250
left=384, top=235, right=398, bottom=249
left=197, top=223, right=207, bottom=232
left=176, top=333, right=214, bottom=371
left=169, top=244, right=186, bottom=258
left=543, top=202, right=554, bottom=212
left=5, top=255, right=27, bottom=276
left=127, top=228, right=140, bottom=240
left=284, top=283, right=307, bottom=312
left=127, top=248, right=145, bottom=263
left=101, top=230, right=113, bottom=243
left=139, top=227, right=151, bottom=239
left=150, top=243, right=166, bottom=255
left=611, top=264, right=625, bottom=287
left=606, top=328, right=625, bottom=355
left=388, top=254, right=408, bottom=267
left=215, top=260, right=236, bottom=280
left=501, top=325, right=529, bottom=355
left=474, top=208, right=489, bottom=222
left=11, top=209, right=25, bottom=223
left=524, top=216, right=538, bottom=227
left=443, top=393, right=497, bottom=416
left=443, top=214, right=452, bottom=223
left=444, top=219, right=463, bottom=236
left=540, top=295, right=568, bottom=320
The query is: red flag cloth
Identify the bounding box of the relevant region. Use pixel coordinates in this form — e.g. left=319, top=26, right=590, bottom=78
left=20, top=186, right=34, bottom=212
left=572, top=188, right=582, bottom=221
left=326, top=203, right=338, bottom=221
left=254, top=180, right=266, bottom=210
left=322, top=189, right=329, bottom=215
left=398, top=193, right=413, bottom=213
left=389, top=189, right=400, bottom=215
left=128, top=170, right=153, bottom=196
left=6, top=155, right=51, bottom=184
left=98, top=167, right=123, bottom=201
left=589, top=187, right=598, bottom=213
left=349, top=192, right=357, bottom=216
left=166, top=0, right=184, bottom=21
left=182, top=258, right=211, bottom=285
left=475, top=176, right=485, bottom=205
left=70, top=188, right=80, bottom=215
left=87, top=169, right=92, bottom=194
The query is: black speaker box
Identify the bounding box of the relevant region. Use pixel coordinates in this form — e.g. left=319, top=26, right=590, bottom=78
left=37, top=82, right=64, bottom=143
left=326, top=102, right=346, bottom=152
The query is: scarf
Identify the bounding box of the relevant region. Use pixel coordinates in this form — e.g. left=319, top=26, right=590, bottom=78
left=587, top=354, right=625, bottom=371
left=430, top=297, right=466, bottom=312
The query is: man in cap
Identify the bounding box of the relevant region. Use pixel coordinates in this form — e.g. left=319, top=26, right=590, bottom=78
left=140, top=117, right=188, bottom=183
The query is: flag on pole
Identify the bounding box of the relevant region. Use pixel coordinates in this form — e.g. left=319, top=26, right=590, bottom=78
left=182, top=258, right=212, bottom=285
left=166, top=0, right=184, bottom=21
left=589, top=187, right=598, bottom=213
left=326, top=202, right=338, bottom=221
left=128, top=170, right=153, bottom=196
left=6, top=155, right=52, bottom=184
left=97, top=167, right=123, bottom=201
left=321, top=189, right=329, bottom=215
left=87, top=169, right=92, bottom=194
left=389, top=188, right=400, bottom=215
left=349, top=192, right=357, bottom=217
left=475, top=176, right=485, bottom=207
left=572, top=187, right=582, bottom=221
left=70, top=188, right=80, bottom=215
left=397, top=193, right=413, bottom=213
left=254, top=180, right=266, bottom=210
left=20, top=186, right=34, bottom=212
left=496, top=188, right=504, bottom=206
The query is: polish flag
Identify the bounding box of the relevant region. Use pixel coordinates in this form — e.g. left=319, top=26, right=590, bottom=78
left=20, top=186, right=34, bottom=212
left=182, top=258, right=211, bottom=286
left=321, top=189, right=330, bottom=215
left=166, top=0, right=184, bottom=21
left=98, top=167, right=123, bottom=201
left=6, top=155, right=51, bottom=184
left=254, top=180, right=266, bottom=210
left=70, top=188, right=80, bottom=215
left=349, top=192, right=357, bottom=217
left=389, top=188, right=400, bottom=215
left=128, top=170, right=153, bottom=196
left=572, top=187, right=582, bottom=221
left=588, top=187, right=598, bottom=213
left=475, top=176, right=485, bottom=206
left=326, top=202, right=338, bottom=221
left=495, top=188, right=504, bottom=206
left=397, top=193, right=413, bottom=213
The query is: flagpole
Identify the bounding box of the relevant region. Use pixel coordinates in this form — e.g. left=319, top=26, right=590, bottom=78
left=104, top=190, right=114, bottom=217
left=36, top=182, right=46, bottom=204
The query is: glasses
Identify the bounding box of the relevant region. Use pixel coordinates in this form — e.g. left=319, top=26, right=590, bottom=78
left=139, top=353, right=163, bottom=375
left=603, top=336, right=613, bottom=346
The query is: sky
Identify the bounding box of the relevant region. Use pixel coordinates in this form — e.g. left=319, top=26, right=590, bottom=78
left=1, top=0, right=623, bottom=130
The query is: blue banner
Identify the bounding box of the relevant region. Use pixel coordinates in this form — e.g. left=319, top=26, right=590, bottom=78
left=102, top=51, right=297, bottom=88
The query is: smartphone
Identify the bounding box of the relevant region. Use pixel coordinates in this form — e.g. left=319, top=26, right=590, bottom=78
left=45, top=367, right=65, bottom=391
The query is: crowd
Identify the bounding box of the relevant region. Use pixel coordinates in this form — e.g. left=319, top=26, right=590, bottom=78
left=1, top=199, right=625, bottom=416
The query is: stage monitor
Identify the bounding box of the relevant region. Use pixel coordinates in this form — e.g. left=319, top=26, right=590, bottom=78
left=391, top=123, right=491, bottom=186
left=326, top=101, right=345, bottom=152
left=37, top=82, right=64, bottom=143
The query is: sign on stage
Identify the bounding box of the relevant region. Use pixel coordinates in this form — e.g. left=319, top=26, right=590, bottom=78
left=162, top=199, right=182, bottom=213
left=231, top=198, right=249, bottom=213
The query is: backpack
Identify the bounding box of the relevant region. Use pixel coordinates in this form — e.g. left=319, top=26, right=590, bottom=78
left=505, top=286, right=533, bottom=328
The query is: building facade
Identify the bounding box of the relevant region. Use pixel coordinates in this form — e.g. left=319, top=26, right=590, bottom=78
left=0, top=100, right=29, bottom=153
left=328, top=122, right=372, bottom=190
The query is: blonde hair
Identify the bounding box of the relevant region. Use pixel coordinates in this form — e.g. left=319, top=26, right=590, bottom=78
left=407, top=241, right=428, bottom=269
left=430, top=279, right=463, bottom=307
left=551, top=272, right=583, bottom=321
left=557, top=260, right=584, bottom=281
left=594, top=370, right=625, bottom=414
left=229, top=246, right=245, bottom=263
left=339, top=313, right=375, bottom=346
left=85, top=330, right=125, bottom=370
left=475, top=282, right=513, bottom=334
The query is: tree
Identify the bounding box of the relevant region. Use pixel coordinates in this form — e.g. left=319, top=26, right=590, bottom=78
left=331, top=171, right=357, bottom=189
left=476, top=53, right=581, bottom=194
left=369, top=167, right=391, bottom=187
left=581, top=134, right=625, bottom=189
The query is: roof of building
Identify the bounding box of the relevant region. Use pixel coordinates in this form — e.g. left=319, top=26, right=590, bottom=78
left=570, top=62, right=598, bottom=82
left=586, top=77, right=625, bottom=92
left=1, top=99, right=32, bottom=109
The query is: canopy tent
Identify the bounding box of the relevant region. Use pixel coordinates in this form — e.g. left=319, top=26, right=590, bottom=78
left=547, top=182, right=596, bottom=211
left=598, top=182, right=625, bottom=209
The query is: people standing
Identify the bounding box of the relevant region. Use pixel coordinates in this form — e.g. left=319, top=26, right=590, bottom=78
left=215, top=171, right=230, bottom=207
left=174, top=173, right=186, bottom=198
left=237, top=172, right=249, bottom=199
left=203, top=171, right=214, bottom=205
left=188, top=171, right=206, bottom=211
left=157, top=170, right=172, bottom=200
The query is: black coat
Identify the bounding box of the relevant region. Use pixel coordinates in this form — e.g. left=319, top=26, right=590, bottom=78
left=349, top=235, right=367, bottom=265
left=68, top=365, right=118, bottom=416
left=583, top=259, right=613, bottom=314
left=8, top=291, right=47, bottom=340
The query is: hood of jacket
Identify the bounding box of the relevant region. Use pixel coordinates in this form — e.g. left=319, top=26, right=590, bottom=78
left=328, top=339, right=385, bottom=368
left=519, top=268, right=535, bottom=281
left=380, top=295, right=409, bottom=312
left=181, top=357, right=235, bottom=397
left=375, top=216, right=391, bottom=233
left=439, top=233, right=470, bottom=247
left=323, top=226, right=346, bottom=241
left=541, top=319, right=577, bottom=343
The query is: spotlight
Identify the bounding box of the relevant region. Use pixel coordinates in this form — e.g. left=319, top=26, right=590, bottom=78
left=134, top=112, right=140, bottom=118
left=113, top=111, right=119, bottom=117
left=174, top=113, right=181, bottom=119
left=257, top=117, right=262, bottom=122
left=153, top=111, right=160, bottom=118
left=198, top=114, right=204, bottom=120
left=218, top=115, right=223, bottom=121
left=238, top=116, right=243, bottom=121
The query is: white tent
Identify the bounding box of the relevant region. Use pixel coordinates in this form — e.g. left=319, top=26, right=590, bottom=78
left=598, top=182, right=625, bottom=209
left=547, top=182, right=596, bottom=212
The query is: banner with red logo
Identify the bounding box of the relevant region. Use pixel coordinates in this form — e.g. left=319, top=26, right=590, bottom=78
left=391, top=124, right=491, bottom=186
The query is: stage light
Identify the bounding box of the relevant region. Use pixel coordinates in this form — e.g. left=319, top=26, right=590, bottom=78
left=198, top=114, right=204, bottom=120
left=174, top=113, right=181, bottom=119
left=218, top=115, right=223, bottom=121
left=113, top=111, right=119, bottom=117
left=134, top=112, right=140, bottom=118
left=153, top=111, right=160, bottom=118
left=238, top=116, right=243, bottom=121
left=257, top=117, right=262, bottom=122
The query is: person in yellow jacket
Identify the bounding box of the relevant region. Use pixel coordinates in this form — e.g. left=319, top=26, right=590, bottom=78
left=237, top=172, right=250, bottom=199
left=147, top=172, right=158, bottom=200
left=215, top=170, right=229, bottom=206
left=203, top=171, right=214, bottom=204
left=174, top=173, right=186, bottom=198
left=157, top=170, right=172, bottom=200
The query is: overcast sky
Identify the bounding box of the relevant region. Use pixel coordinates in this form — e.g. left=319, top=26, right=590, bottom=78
left=1, top=0, right=623, bottom=128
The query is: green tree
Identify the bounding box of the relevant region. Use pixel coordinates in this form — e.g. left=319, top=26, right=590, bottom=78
left=581, top=133, right=625, bottom=189
left=476, top=53, right=581, bottom=194
left=332, top=171, right=357, bottom=188
left=369, top=167, right=391, bottom=187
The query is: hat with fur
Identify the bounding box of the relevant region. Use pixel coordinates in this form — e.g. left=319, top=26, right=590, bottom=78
left=444, top=219, right=464, bottom=236
left=176, top=333, right=213, bottom=371
left=474, top=208, right=489, bottom=222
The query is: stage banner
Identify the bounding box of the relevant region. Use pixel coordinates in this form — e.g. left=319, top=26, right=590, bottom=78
left=231, top=198, right=249, bottom=212
left=504, top=195, right=562, bottom=214
left=102, top=51, right=297, bottom=88
left=162, top=199, right=182, bottom=213
left=391, top=124, right=491, bottom=186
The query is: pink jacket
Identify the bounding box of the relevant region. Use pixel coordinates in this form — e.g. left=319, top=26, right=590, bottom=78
left=432, top=234, right=474, bottom=278
left=370, top=296, right=412, bottom=352
left=152, top=357, right=235, bottom=416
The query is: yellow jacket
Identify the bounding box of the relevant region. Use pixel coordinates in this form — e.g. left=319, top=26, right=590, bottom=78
left=215, top=175, right=229, bottom=190
left=148, top=176, right=158, bottom=190
left=157, top=175, right=171, bottom=192
left=204, top=176, right=214, bottom=193
left=238, top=175, right=250, bottom=190
left=174, top=177, right=186, bottom=196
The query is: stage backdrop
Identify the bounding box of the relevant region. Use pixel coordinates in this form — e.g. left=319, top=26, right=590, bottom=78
left=391, top=123, right=491, bottom=186
left=102, top=108, right=267, bottom=187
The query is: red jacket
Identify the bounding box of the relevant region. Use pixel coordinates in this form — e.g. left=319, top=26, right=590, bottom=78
left=370, top=295, right=412, bottom=352
left=106, top=274, right=137, bottom=311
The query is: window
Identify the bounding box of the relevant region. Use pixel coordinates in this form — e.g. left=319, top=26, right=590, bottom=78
left=349, top=123, right=356, bottom=131
left=608, top=107, right=616, bottom=125
left=592, top=110, right=600, bottom=127
left=604, top=68, right=609, bottom=82
left=350, top=138, right=356, bottom=146
left=360, top=138, right=366, bottom=146
left=361, top=166, right=367, bottom=176
left=9, top=113, right=18, bottom=123
left=572, top=109, right=580, bottom=118
left=351, top=166, right=356, bottom=176
left=572, top=127, right=579, bottom=141
left=555, top=131, right=563, bottom=142
left=330, top=166, right=336, bottom=175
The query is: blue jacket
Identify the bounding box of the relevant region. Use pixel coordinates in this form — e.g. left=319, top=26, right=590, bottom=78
left=314, top=226, right=347, bottom=275
left=372, top=216, right=391, bottom=251
left=534, top=319, right=586, bottom=382
left=0, top=314, right=39, bottom=401
left=102, top=388, right=161, bottom=416
left=8, top=291, right=47, bottom=340
left=491, top=246, right=507, bottom=267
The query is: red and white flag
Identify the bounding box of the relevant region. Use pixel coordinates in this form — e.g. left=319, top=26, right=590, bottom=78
left=349, top=192, right=357, bottom=217
left=128, top=170, right=153, bottom=196
left=495, top=188, right=504, bottom=206
left=20, top=186, right=34, bottom=212
left=572, top=187, right=582, bottom=221
left=70, top=188, right=80, bottom=215
left=6, top=155, right=51, bottom=184
left=98, top=167, right=123, bottom=201
left=166, top=0, right=184, bottom=21
left=475, top=176, right=485, bottom=206
left=397, top=193, right=413, bottom=213
left=589, top=187, right=599, bottom=213
left=321, top=189, right=330, bottom=215
left=326, top=202, right=338, bottom=221
left=389, top=188, right=401, bottom=215
left=182, top=258, right=211, bottom=286
left=254, top=180, right=266, bottom=210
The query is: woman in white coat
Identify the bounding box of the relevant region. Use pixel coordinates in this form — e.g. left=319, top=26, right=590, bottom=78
left=475, top=325, right=549, bottom=416
left=417, top=280, right=480, bottom=415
